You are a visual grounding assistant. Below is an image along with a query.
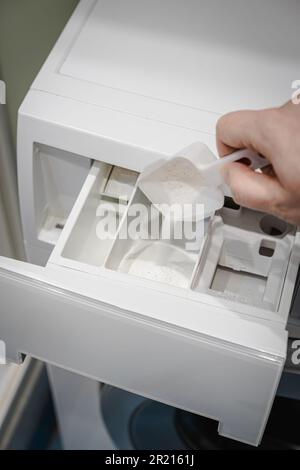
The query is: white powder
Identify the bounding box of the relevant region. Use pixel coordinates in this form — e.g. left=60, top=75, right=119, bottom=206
left=126, top=259, right=189, bottom=288
left=118, top=241, right=193, bottom=288
left=160, top=159, right=201, bottom=204
left=139, top=143, right=224, bottom=220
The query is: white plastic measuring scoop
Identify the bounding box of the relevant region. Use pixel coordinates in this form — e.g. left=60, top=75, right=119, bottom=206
left=138, top=142, right=268, bottom=220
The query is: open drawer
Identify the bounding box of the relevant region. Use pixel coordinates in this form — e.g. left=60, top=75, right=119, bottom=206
left=0, top=160, right=299, bottom=446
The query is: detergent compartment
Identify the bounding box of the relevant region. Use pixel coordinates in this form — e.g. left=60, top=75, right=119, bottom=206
left=48, top=159, right=297, bottom=322
left=192, top=201, right=295, bottom=312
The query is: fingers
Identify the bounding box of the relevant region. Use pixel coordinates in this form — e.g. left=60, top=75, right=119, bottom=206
left=222, top=162, right=286, bottom=214
left=215, top=102, right=300, bottom=224
left=216, top=106, right=297, bottom=218
left=216, top=109, right=275, bottom=160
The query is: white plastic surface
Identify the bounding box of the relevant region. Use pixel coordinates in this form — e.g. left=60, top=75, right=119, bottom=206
left=0, top=255, right=289, bottom=445
left=0, top=358, right=32, bottom=432
left=47, top=365, right=115, bottom=450
left=39, top=0, right=299, bottom=118
left=193, top=212, right=295, bottom=312
left=48, top=161, right=137, bottom=271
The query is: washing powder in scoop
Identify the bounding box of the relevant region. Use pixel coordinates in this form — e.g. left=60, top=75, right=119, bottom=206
left=138, top=142, right=268, bottom=220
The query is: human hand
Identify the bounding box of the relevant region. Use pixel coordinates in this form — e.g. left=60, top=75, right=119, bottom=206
left=216, top=100, right=300, bottom=225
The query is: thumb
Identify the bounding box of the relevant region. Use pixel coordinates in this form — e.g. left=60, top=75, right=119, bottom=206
left=222, top=162, right=286, bottom=213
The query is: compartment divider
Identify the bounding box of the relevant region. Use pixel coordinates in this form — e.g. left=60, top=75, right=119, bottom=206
left=102, top=185, right=140, bottom=267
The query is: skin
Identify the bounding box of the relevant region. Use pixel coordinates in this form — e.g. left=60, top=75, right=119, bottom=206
left=216, top=100, right=300, bottom=225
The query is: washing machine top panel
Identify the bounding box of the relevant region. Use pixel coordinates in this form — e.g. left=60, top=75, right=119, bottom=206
left=28, top=0, right=300, bottom=158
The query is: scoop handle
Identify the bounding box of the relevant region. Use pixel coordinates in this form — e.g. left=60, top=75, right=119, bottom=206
left=221, top=148, right=268, bottom=169
left=201, top=148, right=269, bottom=189
left=209, top=148, right=268, bottom=172
left=220, top=149, right=269, bottom=197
